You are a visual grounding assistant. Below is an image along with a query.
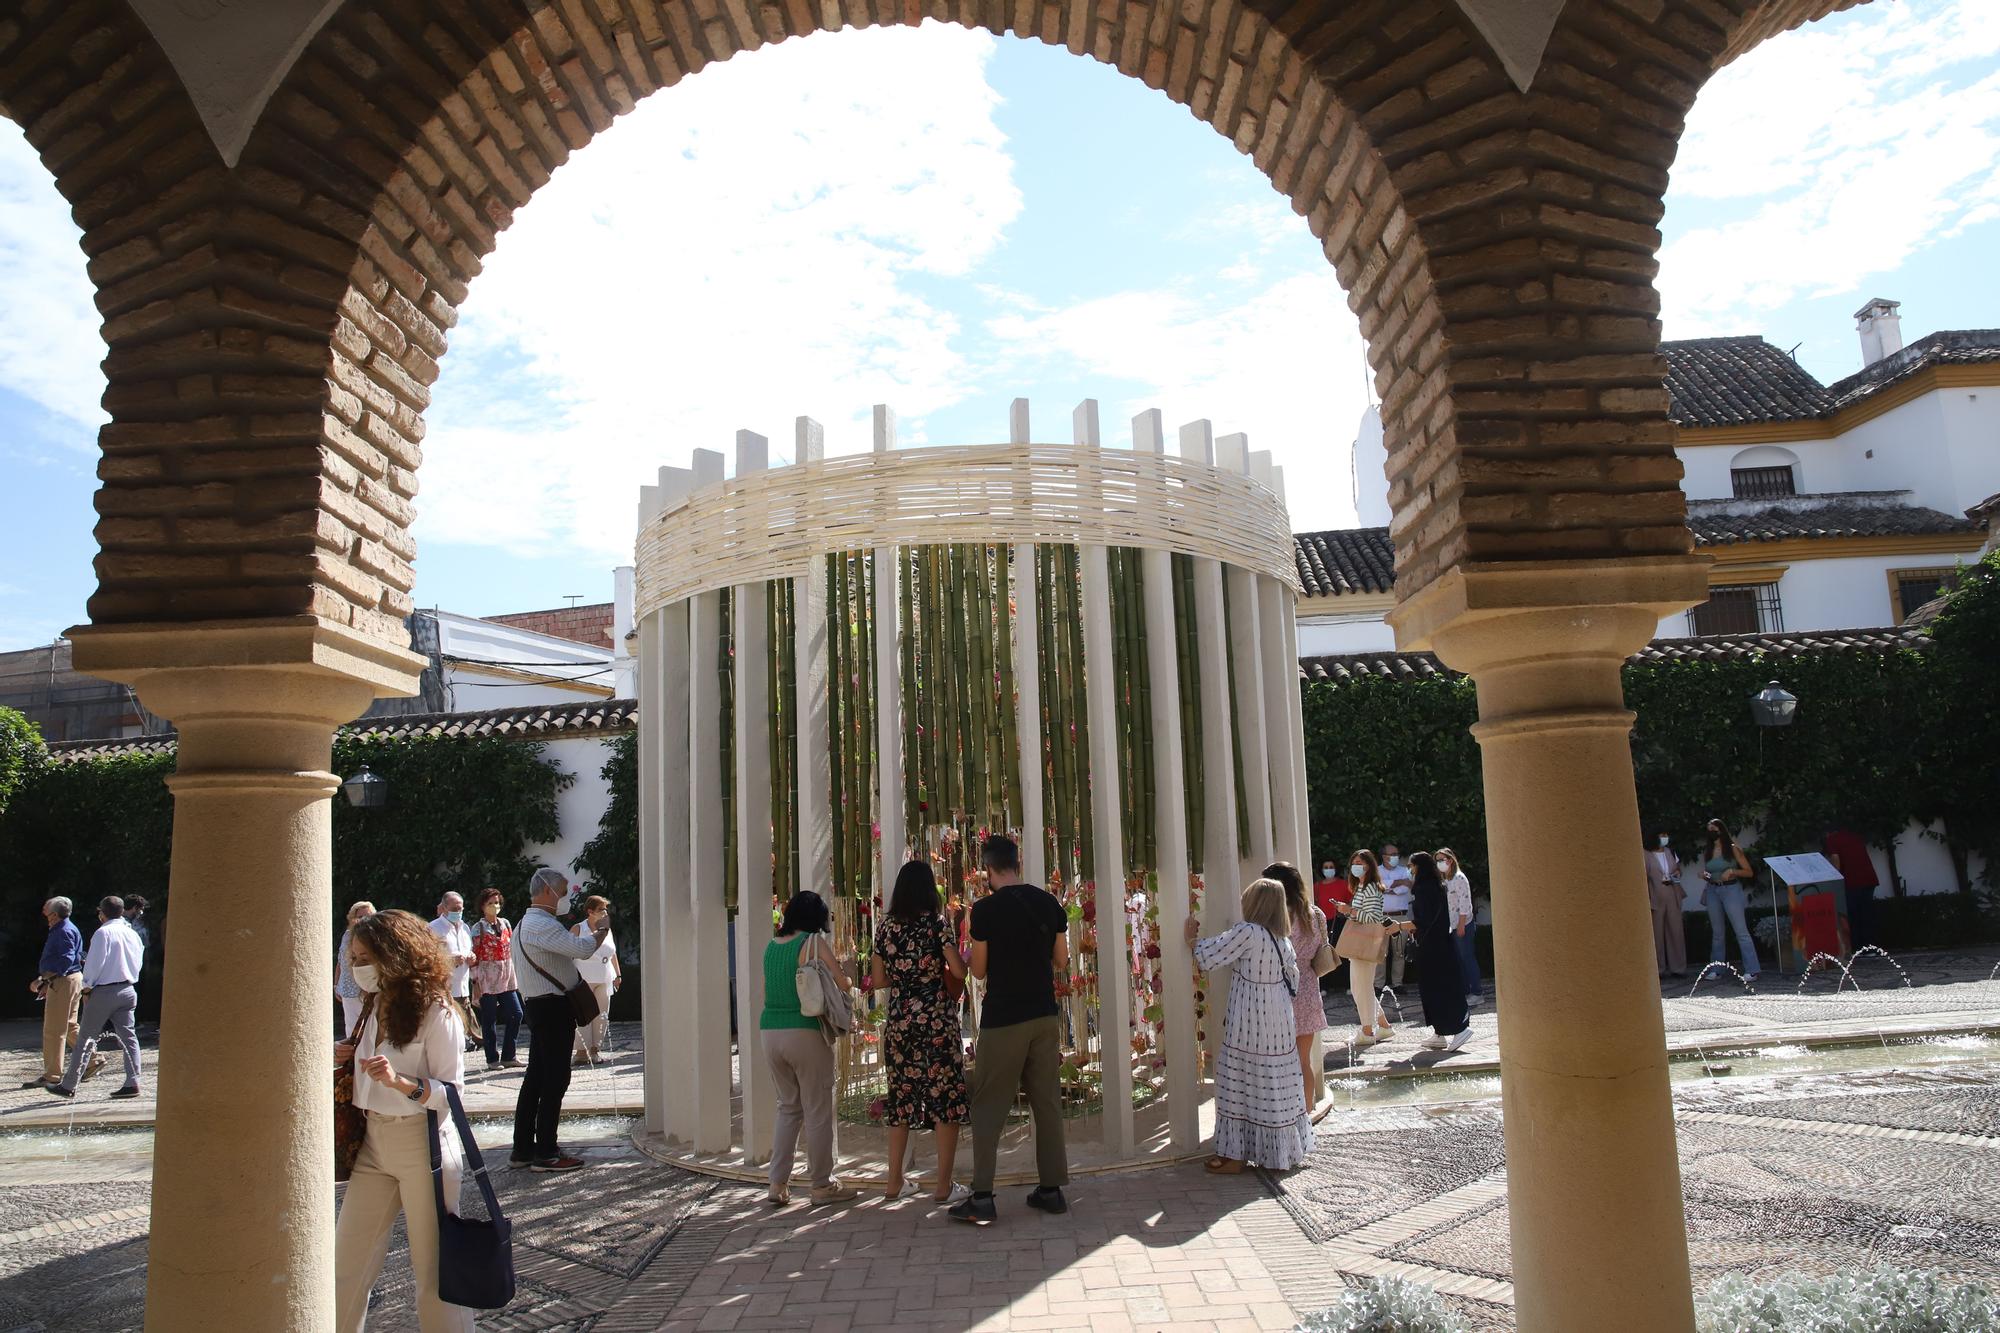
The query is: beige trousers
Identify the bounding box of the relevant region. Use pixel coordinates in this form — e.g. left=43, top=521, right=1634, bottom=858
left=40, top=973, right=82, bottom=1081
left=1349, top=957, right=1386, bottom=1029
left=765, top=1027, right=836, bottom=1190
left=572, top=981, right=614, bottom=1058
left=335, top=1109, right=474, bottom=1333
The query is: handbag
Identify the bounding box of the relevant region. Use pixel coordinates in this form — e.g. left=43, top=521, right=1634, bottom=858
left=1335, top=919, right=1390, bottom=965
left=333, top=993, right=375, bottom=1183
left=429, top=1081, right=516, bottom=1310
left=520, top=932, right=600, bottom=1027
left=1308, top=908, right=1338, bottom=977
left=794, top=932, right=854, bottom=1035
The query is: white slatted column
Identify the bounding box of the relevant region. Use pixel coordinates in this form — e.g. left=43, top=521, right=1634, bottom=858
left=687, top=447, right=732, bottom=1153
left=1075, top=399, right=1135, bottom=1153
left=1250, top=450, right=1304, bottom=872
left=1217, top=432, right=1275, bottom=884
left=635, top=483, right=669, bottom=1138
left=1134, top=409, right=1198, bottom=1150
left=733, top=430, right=775, bottom=1162
left=872, top=406, right=904, bottom=907
left=1009, top=398, right=1046, bottom=887
left=1272, top=465, right=1313, bottom=871
left=794, top=418, right=833, bottom=903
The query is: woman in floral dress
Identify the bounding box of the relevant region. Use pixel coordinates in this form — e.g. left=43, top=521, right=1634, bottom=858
left=870, top=860, right=972, bottom=1205
left=1183, top=878, right=1315, bottom=1174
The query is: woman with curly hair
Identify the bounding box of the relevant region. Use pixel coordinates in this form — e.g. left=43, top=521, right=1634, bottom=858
left=333, top=909, right=473, bottom=1332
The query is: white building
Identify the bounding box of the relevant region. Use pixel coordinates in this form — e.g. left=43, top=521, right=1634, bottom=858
left=1301, top=306, right=1996, bottom=656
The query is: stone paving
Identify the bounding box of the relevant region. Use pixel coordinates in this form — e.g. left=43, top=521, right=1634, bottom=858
left=0, top=946, right=1996, bottom=1331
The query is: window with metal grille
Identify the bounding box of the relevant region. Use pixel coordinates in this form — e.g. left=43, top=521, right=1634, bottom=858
left=1687, top=583, right=1784, bottom=636
left=1730, top=465, right=1797, bottom=499
left=1893, top=570, right=1954, bottom=623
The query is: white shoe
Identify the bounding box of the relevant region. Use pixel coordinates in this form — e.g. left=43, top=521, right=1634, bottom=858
left=1420, top=1035, right=1447, bottom=1050
left=1445, top=1029, right=1473, bottom=1052
left=1353, top=1029, right=1379, bottom=1046
left=933, top=1182, right=972, bottom=1206
left=1465, top=993, right=1481, bottom=1007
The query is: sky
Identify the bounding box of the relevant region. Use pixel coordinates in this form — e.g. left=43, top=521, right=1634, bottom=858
left=0, top=0, right=1997, bottom=650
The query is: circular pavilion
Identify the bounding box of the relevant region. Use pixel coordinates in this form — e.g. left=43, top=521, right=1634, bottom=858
left=630, top=397, right=1312, bottom=1179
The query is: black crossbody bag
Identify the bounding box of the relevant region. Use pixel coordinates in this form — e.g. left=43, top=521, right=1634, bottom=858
left=429, top=1080, right=516, bottom=1309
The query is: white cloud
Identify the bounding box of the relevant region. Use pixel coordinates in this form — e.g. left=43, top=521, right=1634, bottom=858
left=1661, top=0, right=2000, bottom=335
left=422, top=22, right=1020, bottom=561
left=985, top=270, right=1371, bottom=529
left=0, top=123, right=106, bottom=433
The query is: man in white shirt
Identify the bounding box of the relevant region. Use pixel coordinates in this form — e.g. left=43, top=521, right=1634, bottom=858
left=1379, top=844, right=1414, bottom=988
left=510, top=867, right=602, bottom=1172
left=47, top=896, right=145, bottom=1100
left=429, top=893, right=478, bottom=1051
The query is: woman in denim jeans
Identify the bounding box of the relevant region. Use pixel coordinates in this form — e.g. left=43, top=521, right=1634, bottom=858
left=1699, top=819, right=1761, bottom=982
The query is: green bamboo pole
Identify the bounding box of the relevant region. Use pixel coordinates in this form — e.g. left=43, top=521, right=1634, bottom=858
left=1173, top=553, right=1203, bottom=876
left=996, top=543, right=1022, bottom=830
left=720, top=585, right=738, bottom=912
left=900, top=546, right=920, bottom=842
left=1061, top=545, right=1093, bottom=884
left=1221, top=573, right=1249, bottom=857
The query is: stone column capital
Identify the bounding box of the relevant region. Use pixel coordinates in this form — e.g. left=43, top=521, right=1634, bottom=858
left=67, top=616, right=424, bottom=773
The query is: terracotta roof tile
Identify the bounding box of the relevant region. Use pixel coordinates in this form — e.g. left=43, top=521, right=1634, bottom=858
left=48, top=699, right=639, bottom=763
left=1663, top=336, right=1833, bottom=427
left=1295, top=527, right=1396, bottom=597
left=1688, top=493, right=1980, bottom=546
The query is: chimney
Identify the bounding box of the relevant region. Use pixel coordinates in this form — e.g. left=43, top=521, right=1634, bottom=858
left=1855, top=297, right=1904, bottom=367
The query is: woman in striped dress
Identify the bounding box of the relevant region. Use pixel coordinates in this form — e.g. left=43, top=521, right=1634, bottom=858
left=1333, top=849, right=1393, bottom=1044
left=1183, top=878, right=1314, bottom=1174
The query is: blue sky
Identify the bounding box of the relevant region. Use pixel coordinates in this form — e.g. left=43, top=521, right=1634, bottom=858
left=1, top=1, right=1997, bottom=650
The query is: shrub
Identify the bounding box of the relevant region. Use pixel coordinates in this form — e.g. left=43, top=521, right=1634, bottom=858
left=0, top=705, right=44, bottom=817
left=1696, top=1265, right=1999, bottom=1332
left=1294, top=1276, right=1471, bottom=1333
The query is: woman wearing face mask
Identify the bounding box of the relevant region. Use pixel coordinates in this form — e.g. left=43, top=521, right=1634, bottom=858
left=571, top=895, right=621, bottom=1065
left=1403, top=852, right=1471, bottom=1053
left=335, top=901, right=376, bottom=1039
left=1435, top=849, right=1481, bottom=1007
left=1700, top=819, right=1761, bottom=981
left=1644, top=831, right=1687, bottom=979
left=1312, top=858, right=1351, bottom=990
left=469, top=887, right=523, bottom=1070
left=1331, top=850, right=1393, bottom=1044
left=332, top=909, right=472, bottom=1332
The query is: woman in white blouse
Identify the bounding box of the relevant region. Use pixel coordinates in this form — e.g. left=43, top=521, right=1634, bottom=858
left=571, top=895, right=621, bottom=1065
left=333, top=909, right=473, bottom=1333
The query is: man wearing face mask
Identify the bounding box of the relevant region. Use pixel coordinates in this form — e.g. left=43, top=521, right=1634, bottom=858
left=428, top=892, right=479, bottom=1051
left=510, top=867, right=604, bottom=1172
left=1645, top=829, right=1687, bottom=978
left=1378, top=845, right=1414, bottom=988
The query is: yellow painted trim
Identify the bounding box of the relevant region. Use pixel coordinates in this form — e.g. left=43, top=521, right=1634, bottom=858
left=1672, top=363, right=2000, bottom=447
left=1886, top=566, right=1963, bottom=624
left=1706, top=532, right=1982, bottom=566
left=1297, top=589, right=1397, bottom=616
left=1708, top=565, right=1786, bottom=586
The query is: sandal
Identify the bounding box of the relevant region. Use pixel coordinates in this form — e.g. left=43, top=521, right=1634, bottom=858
left=1204, top=1156, right=1244, bottom=1175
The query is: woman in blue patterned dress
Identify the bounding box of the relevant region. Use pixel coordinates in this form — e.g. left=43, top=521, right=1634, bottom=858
left=1184, top=877, right=1315, bottom=1174
left=870, top=860, right=972, bottom=1205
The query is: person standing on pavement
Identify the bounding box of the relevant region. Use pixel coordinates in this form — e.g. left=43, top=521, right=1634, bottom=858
left=1268, top=861, right=1329, bottom=1109
left=46, top=896, right=145, bottom=1100
left=870, top=861, right=972, bottom=1205
left=510, top=867, right=602, bottom=1172
left=469, top=888, right=523, bottom=1069
left=571, top=894, right=620, bottom=1065
left=1402, top=853, right=1471, bottom=1053
left=1700, top=819, right=1761, bottom=983
left=1313, top=859, right=1351, bottom=991
left=429, top=892, right=478, bottom=1051
left=24, top=897, right=84, bottom=1090
left=331, top=908, right=473, bottom=1332
left=1379, top=844, right=1414, bottom=987
left=760, top=889, right=860, bottom=1207
left=1821, top=825, right=1880, bottom=953
left=950, top=835, right=1071, bottom=1227
left=1437, top=849, right=1482, bottom=1005
left=335, top=900, right=377, bottom=1038
left=1332, top=850, right=1393, bottom=1045
left=1645, top=831, right=1687, bottom=979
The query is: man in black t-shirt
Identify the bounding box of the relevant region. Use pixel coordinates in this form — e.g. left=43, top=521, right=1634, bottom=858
left=949, top=835, right=1071, bottom=1225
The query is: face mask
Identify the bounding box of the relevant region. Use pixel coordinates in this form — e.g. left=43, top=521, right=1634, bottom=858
left=446, top=910, right=463, bottom=923
left=1321, top=865, right=1335, bottom=878
left=1349, top=864, right=1366, bottom=880
left=1659, top=836, right=1670, bottom=847
left=1386, top=856, right=1400, bottom=868
left=352, top=963, right=380, bottom=993
left=483, top=902, right=499, bottom=916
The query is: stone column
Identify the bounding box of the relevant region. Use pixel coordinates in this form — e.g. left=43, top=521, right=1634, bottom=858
left=71, top=623, right=421, bottom=1333
left=1390, top=558, right=1707, bottom=1333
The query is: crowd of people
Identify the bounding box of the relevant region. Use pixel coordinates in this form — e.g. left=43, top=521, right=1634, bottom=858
left=1310, top=843, right=1482, bottom=1055
left=25, top=894, right=148, bottom=1099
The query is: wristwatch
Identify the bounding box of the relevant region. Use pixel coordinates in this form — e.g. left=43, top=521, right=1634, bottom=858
left=404, top=1076, right=426, bottom=1102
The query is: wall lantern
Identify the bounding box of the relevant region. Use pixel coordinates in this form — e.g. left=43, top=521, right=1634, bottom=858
left=341, top=764, right=388, bottom=809
left=1750, top=680, right=1798, bottom=728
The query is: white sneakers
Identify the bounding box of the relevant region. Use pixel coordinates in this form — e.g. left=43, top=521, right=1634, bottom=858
left=1445, top=1028, right=1473, bottom=1052
left=1420, top=1035, right=1448, bottom=1050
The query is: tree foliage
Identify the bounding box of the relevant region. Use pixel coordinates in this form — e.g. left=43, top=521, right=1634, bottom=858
left=0, top=705, right=45, bottom=817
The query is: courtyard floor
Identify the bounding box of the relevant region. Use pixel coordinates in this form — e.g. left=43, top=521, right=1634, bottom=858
left=0, top=947, right=1996, bottom=1330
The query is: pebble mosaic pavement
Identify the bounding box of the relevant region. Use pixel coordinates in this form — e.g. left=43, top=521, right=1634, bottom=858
left=0, top=948, right=1994, bottom=1331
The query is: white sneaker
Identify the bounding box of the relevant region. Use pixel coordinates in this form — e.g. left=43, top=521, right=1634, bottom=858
left=1445, top=1028, right=1473, bottom=1052
left=1420, top=1034, right=1447, bottom=1050
left=1465, top=993, right=1482, bottom=1007
left=1353, top=1029, right=1379, bottom=1046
